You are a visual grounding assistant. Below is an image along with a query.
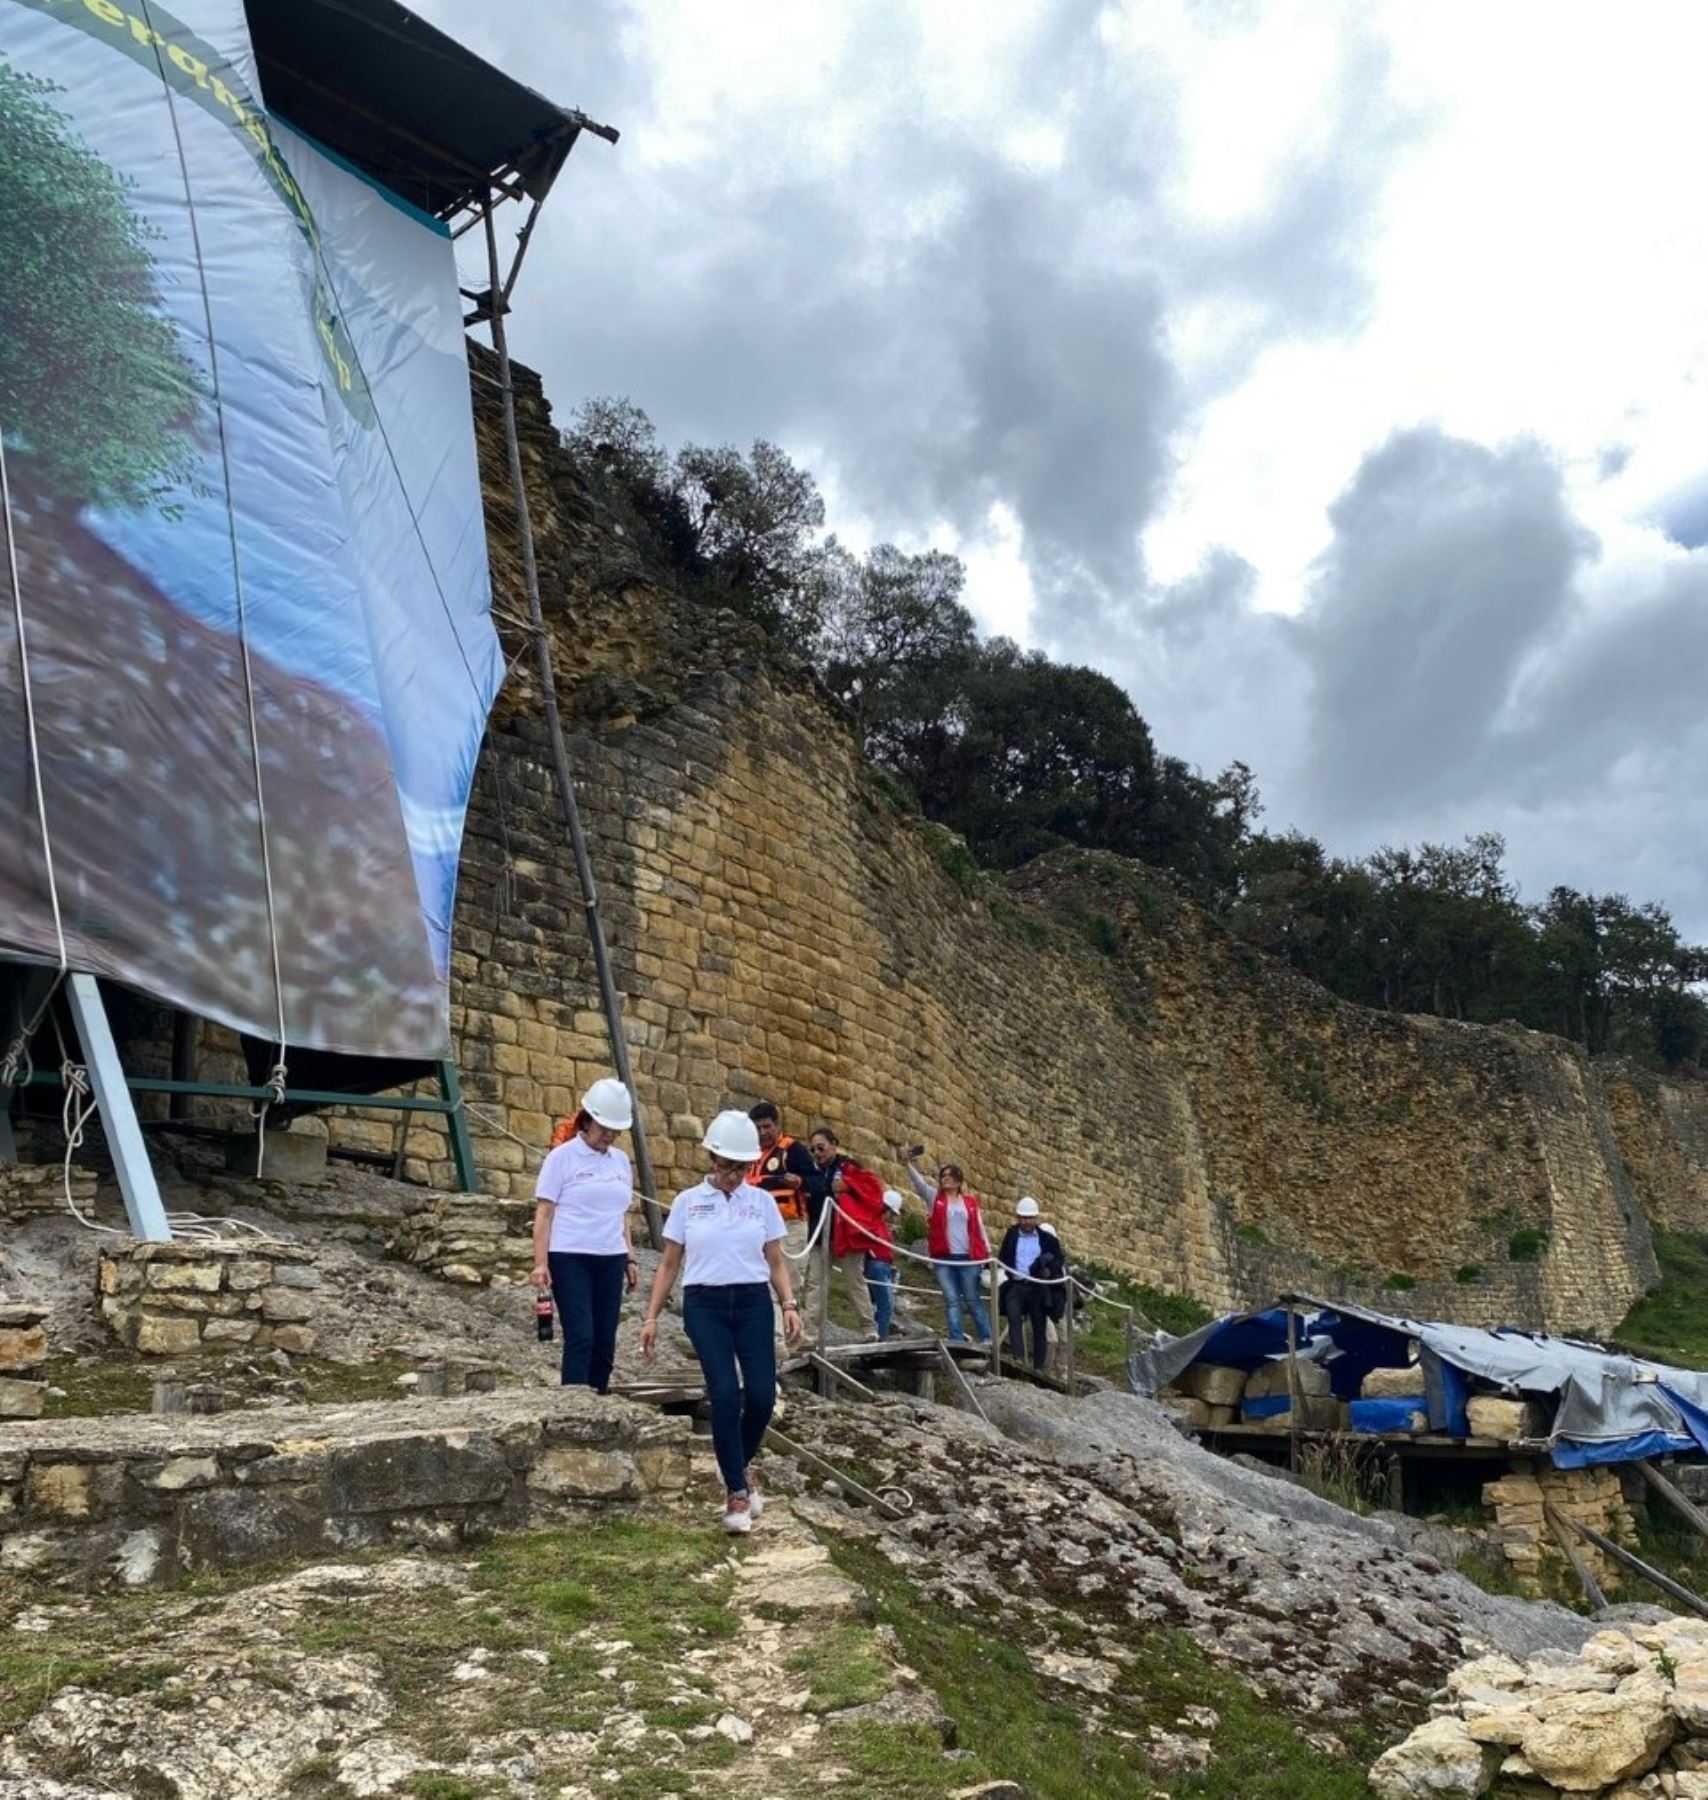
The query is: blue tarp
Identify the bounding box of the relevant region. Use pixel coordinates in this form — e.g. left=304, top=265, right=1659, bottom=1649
left=1130, top=1293, right=1708, bottom=1471
left=1351, top=1398, right=1427, bottom=1435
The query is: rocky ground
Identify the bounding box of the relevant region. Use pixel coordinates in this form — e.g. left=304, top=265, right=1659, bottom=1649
left=0, top=1150, right=1694, bottom=1795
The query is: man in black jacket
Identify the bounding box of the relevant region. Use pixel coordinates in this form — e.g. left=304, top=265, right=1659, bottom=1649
left=996, top=1197, right=1067, bottom=1372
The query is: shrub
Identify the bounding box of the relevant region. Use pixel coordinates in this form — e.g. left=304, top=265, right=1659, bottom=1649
left=1382, top=1272, right=1417, bottom=1292
left=1454, top=1263, right=1484, bottom=1284
left=1507, top=1228, right=1549, bottom=1263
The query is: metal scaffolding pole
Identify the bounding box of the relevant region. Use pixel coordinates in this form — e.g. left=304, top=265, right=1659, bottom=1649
left=480, top=196, right=664, bottom=1249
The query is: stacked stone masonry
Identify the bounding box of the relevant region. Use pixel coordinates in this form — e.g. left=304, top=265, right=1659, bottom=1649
left=0, top=1388, right=690, bottom=1588
left=0, top=1299, right=49, bottom=1419
left=385, top=1194, right=535, bottom=1286
left=1482, top=1462, right=1638, bottom=1586
left=0, top=1160, right=96, bottom=1223
left=102, top=353, right=1708, bottom=1336
left=98, top=1239, right=323, bottom=1358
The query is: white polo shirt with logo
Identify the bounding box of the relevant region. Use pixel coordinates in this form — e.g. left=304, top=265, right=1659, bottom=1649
left=535, top=1134, right=634, bottom=1256
left=664, top=1179, right=785, bottom=1286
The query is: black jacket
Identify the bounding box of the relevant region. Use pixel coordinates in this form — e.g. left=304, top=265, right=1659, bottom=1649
left=996, top=1224, right=1068, bottom=1319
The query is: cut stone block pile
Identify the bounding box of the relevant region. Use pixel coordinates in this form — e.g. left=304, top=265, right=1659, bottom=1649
left=1369, top=1617, right=1708, bottom=1799
left=98, top=1238, right=322, bottom=1357
left=385, top=1193, right=535, bottom=1286
left=1482, top=1464, right=1638, bottom=1585
left=0, top=1298, right=50, bottom=1418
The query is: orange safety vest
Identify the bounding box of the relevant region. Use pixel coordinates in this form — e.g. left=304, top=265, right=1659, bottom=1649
left=749, top=1135, right=805, bottom=1220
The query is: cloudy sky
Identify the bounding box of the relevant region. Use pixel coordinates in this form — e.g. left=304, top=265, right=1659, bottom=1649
left=419, top=0, right=1708, bottom=938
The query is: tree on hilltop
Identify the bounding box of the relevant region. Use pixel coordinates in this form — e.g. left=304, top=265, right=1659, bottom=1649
left=0, top=59, right=203, bottom=511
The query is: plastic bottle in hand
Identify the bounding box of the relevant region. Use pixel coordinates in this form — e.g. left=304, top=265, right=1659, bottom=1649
left=534, top=1294, right=554, bottom=1342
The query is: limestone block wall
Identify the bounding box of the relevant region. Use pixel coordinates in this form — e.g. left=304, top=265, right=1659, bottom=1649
left=338, top=359, right=1692, bottom=1335
left=98, top=1240, right=322, bottom=1358
left=0, top=1388, right=690, bottom=1588
left=80, top=354, right=1705, bottom=1338
left=1604, top=1063, right=1708, bottom=1236
left=0, top=1299, right=49, bottom=1419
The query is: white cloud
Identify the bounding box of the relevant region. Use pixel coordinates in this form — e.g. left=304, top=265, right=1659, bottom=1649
left=418, top=0, right=1708, bottom=934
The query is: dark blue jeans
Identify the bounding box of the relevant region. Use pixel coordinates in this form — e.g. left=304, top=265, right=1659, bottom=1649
left=865, top=1258, right=897, bottom=1338
left=682, top=1282, right=776, bottom=1494
left=548, top=1251, right=627, bottom=1393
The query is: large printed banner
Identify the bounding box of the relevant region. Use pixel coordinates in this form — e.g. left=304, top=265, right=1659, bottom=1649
left=0, top=0, right=501, bottom=1057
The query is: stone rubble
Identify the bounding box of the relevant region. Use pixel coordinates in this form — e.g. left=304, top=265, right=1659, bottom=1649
left=1369, top=1616, right=1708, bottom=1799
left=0, top=1298, right=50, bottom=1419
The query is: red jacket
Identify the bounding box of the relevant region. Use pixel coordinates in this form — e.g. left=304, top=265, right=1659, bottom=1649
left=926, top=1189, right=990, bottom=1262
left=832, top=1164, right=893, bottom=1260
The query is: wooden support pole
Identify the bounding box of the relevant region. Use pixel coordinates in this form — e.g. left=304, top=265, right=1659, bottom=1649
left=1549, top=1505, right=1708, bottom=1618
left=938, top=1338, right=990, bottom=1426
left=808, top=1352, right=878, bottom=1403
left=1637, top=1459, right=1708, bottom=1542
left=1285, top=1305, right=1303, bottom=1474
left=481, top=198, right=663, bottom=1250
left=1543, top=1503, right=1608, bottom=1610
left=766, top=1426, right=905, bottom=1519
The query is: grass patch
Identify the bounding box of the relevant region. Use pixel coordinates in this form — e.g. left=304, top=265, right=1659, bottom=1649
left=827, top=1537, right=1378, bottom=1798
left=1068, top=1267, right=1213, bottom=1380
left=298, top=1355, right=437, bottom=1405
left=1235, top=1222, right=1270, bottom=1248
left=1382, top=1272, right=1417, bottom=1292
left=1454, top=1264, right=1484, bottom=1284
left=785, top=1621, right=893, bottom=1713
left=36, top=1353, right=155, bottom=1418
left=1615, top=1230, right=1708, bottom=1367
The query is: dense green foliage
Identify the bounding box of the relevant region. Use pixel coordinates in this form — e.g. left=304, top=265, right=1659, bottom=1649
left=567, top=398, right=1707, bottom=1073
left=1615, top=1231, right=1708, bottom=1366
left=0, top=61, right=202, bottom=510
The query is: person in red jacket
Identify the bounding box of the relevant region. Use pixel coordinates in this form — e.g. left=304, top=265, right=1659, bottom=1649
left=828, top=1159, right=885, bottom=1341
left=905, top=1150, right=993, bottom=1344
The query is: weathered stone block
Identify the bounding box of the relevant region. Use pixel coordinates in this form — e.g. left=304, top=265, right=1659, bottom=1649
left=1467, top=1397, right=1543, bottom=1442
left=27, top=1460, right=123, bottom=1519
left=324, top=1434, right=511, bottom=1513
left=530, top=1447, right=636, bottom=1500
left=1245, top=1359, right=1331, bottom=1400
left=139, top=1456, right=220, bottom=1492
left=1174, top=1364, right=1246, bottom=1407
left=268, top=1263, right=322, bottom=1290
left=0, top=1377, right=46, bottom=1419
left=267, top=1325, right=316, bottom=1355
left=259, top=1287, right=315, bottom=1323
left=225, top=1260, right=273, bottom=1291
left=1361, top=1365, right=1426, bottom=1399
left=145, top=1262, right=223, bottom=1293
left=0, top=1326, right=48, bottom=1371
left=134, top=1314, right=204, bottom=1356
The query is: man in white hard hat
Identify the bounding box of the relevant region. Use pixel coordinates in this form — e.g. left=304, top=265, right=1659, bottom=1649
left=995, top=1197, right=1067, bottom=1372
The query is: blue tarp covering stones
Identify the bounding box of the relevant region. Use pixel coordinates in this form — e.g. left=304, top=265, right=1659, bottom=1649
left=1130, top=1294, right=1708, bottom=1469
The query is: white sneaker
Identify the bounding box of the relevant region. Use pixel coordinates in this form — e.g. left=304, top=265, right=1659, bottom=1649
left=723, top=1494, right=753, bottom=1534
left=745, top=1469, right=764, bottom=1520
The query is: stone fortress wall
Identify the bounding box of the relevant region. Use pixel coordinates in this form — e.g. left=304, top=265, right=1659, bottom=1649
left=111, top=356, right=1707, bottom=1337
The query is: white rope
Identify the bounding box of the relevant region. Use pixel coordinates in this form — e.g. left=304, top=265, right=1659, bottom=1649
left=140, top=1, right=290, bottom=1177
left=0, top=431, right=67, bottom=973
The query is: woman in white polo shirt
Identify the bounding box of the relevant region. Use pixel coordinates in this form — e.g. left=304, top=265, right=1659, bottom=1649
left=640, top=1110, right=802, bottom=1532
left=532, top=1078, right=638, bottom=1393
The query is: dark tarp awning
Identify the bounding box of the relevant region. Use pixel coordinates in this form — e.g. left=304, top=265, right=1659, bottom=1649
left=244, top=0, right=613, bottom=221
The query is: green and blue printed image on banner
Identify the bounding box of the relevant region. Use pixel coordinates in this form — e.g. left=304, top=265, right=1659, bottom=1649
left=0, top=0, right=501, bottom=1058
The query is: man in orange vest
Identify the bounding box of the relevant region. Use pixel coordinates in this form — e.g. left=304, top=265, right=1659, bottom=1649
left=748, top=1102, right=814, bottom=1296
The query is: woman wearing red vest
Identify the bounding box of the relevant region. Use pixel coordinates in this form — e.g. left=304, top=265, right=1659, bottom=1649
left=905, top=1152, right=993, bottom=1344
left=829, top=1161, right=888, bottom=1341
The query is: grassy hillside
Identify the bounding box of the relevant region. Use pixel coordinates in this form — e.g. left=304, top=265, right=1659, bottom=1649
left=1615, top=1230, right=1708, bottom=1367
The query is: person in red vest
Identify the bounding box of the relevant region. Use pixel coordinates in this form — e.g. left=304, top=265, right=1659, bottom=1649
left=905, top=1149, right=993, bottom=1344
left=829, top=1158, right=887, bottom=1341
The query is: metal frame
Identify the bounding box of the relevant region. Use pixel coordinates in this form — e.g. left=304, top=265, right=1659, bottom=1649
left=65, top=974, right=171, bottom=1241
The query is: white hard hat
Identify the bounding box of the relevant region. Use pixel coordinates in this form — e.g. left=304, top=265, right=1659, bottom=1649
left=882, top=1188, right=904, bottom=1214
left=702, top=1110, right=761, bottom=1162
left=581, top=1077, right=633, bottom=1131
left=1016, top=1196, right=1041, bottom=1218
